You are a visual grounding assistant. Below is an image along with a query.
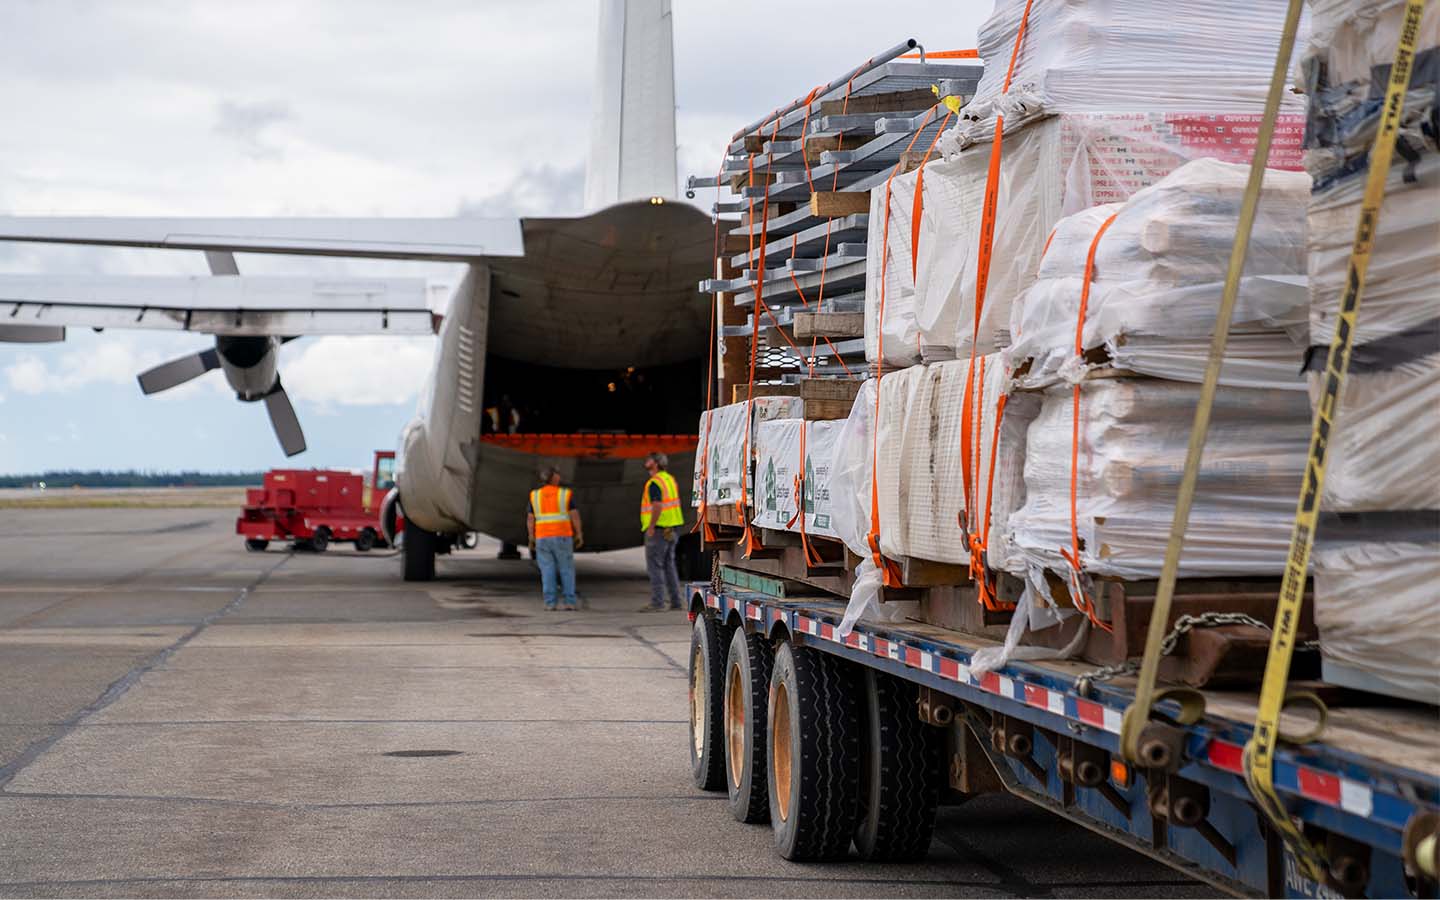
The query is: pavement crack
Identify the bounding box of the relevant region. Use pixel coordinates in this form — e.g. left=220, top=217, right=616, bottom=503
left=0, top=553, right=290, bottom=789
left=619, top=623, right=685, bottom=674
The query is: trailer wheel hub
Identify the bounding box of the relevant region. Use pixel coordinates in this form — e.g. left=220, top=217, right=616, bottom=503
left=772, top=680, right=792, bottom=822
left=725, top=661, right=745, bottom=787
left=690, top=644, right=706, bottom=757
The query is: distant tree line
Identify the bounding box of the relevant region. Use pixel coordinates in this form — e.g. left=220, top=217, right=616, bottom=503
left=0, top=471, right=265, bottom=488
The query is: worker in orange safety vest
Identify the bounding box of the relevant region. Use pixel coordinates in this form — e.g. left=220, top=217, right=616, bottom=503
left=526, top=466, right=584, bottom=611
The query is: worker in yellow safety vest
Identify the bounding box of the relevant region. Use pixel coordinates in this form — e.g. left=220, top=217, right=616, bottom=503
left=638, top=451, right=685, bottom=611
left=526, top=467, right=583, bottom=611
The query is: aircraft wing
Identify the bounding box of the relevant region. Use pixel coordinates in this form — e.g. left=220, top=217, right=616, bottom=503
left=0, top=216, right=525, bottom=261
left=0, top=274, right=442, bottom=337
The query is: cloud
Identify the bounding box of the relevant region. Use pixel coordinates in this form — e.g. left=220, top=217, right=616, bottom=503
left=281, top=335, right=435, bottom=411
left=457, top=164, right=585, bottom=219
left=214, top=98, right=291, bottom=160
left=2, top=337, right=224, bottom=399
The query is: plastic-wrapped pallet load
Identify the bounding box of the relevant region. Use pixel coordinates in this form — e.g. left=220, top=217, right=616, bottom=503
left=909, top=0, right=1308, bottom=360
left=963, top=0, right=1310, bottom=131
left=1007, top=159, right=1312, bottom=390
left=1300, top=0, right=1440, bottom=703
left=1002, top=379, right=1312, bottom=582
left=750, top=418, right=842, bottom=540
left=864, top=174, right=924, bottom=369
left=1312, top=519, right=1440, bottom=705
left=692, top=397, right=803, bottom=509
left=853, top=355, right=1036, bottom=566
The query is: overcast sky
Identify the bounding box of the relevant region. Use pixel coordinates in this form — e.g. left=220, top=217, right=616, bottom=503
left=0, top=1, right=986, bottom=475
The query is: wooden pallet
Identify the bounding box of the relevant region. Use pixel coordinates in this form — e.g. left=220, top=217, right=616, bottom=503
left=1000, top=574, right=1318, bottom=688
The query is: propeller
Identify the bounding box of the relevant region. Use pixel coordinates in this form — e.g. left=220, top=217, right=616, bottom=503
left=137, top=348, right=220, bottom=394
left=263, top=378, right=307, bottom=457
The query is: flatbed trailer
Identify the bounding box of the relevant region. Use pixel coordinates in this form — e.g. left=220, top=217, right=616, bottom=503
left=684, top=581, right=1439, bottom=898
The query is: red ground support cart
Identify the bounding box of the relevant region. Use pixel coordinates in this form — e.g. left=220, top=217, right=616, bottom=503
left=236, top=451, right=396, bottom=552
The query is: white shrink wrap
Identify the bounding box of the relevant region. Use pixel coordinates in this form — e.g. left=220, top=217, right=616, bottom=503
left=1008, top=159, right=1312, bottom=390
left=749, top=418, right=842, bottom=541
left=1312, top=356, right=1440, bottom=512
left=802, top=420, right=842, bottom=540
left=752, top=418, right=802, bottom=532
left=917, top=113, right=1308, bottom=360
left=865, top=172, right=924, bottom=369
left=1003, top=379, right=1311, bottom=580
left=1307, top=155, right=1440, bottom=348
left=1314, top=535, right=1440, bottom=705
left=961, top=0, right=1308, bottom=138
left=830, top=379, right=877, bottom=558
left=1301, top=0, right=1440, bottom=186
left=875, top=365, right=935, bottom=559
left=693, top=397, right=803, bottom=508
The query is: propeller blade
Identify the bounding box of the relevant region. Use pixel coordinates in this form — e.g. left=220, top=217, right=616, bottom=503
left=137, top=348, right=220, bottom=394
left=263, top=383, right=306, bottom=457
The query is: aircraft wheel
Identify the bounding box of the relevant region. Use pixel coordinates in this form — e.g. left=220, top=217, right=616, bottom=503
left=244, top=539, right=269, bottom=553
left=402, top=523, right=436, bottom=581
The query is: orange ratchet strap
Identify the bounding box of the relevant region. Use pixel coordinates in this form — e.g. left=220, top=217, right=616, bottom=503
left=1057, top=212, right=1119, bottom=632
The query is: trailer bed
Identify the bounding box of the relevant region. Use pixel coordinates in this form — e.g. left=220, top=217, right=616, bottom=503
left=690, top=583, right=1440, bottom=897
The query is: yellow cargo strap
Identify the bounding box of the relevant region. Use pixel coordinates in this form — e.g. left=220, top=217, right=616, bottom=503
left=1118, top=0, right=1307, bottom=764
left=1245, top=0, right=1429, bottom=882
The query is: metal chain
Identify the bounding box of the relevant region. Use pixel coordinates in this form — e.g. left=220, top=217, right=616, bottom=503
left=1076, top=612, right=1293, bottom=695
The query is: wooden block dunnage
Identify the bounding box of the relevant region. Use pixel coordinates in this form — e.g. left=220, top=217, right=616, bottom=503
left=810, top=191, right=871, bottom=218
left=793, top=312, right=864, bottom=340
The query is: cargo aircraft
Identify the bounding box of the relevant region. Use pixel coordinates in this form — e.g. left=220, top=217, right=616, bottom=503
left=0, top=0, right=713, bottom=580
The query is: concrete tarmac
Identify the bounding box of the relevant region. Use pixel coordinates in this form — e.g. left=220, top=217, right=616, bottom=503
left=0, top=509, right=1207, bottom=898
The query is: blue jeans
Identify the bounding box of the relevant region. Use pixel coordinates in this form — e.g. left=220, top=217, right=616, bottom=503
left=645, top=529, right=682, bottom=609
left=535, top=537, right=577, bottom=608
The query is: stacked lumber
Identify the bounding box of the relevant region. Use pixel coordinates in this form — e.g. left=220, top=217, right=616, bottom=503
left=691, top=51, right=982, bottom=390
left=1300, top=0, right=1440, bottom=704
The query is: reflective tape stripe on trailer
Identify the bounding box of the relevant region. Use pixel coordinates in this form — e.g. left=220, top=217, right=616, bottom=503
left=700, top=589, right=1424, bottom=828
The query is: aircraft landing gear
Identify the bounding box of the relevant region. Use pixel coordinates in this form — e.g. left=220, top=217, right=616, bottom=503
left=498, top=541, right=522, bottom=560
left=402, top=523, right=437, bottom=582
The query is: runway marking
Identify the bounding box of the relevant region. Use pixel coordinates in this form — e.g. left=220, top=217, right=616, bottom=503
left=0, top=553, right=290, bottom=789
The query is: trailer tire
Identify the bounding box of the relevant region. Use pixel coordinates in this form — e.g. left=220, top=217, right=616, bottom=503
left=244, top=539, right=269, bottom=553
left=354, top=528, right=376, bottom=552
left=688, top=612, right=727, bottom=791
left=310, top=527, right=330, bottom=553
left=401, top=524, right=436, bottom=582
left=768, top=641, right=860, bottom=861
left=724, top=627, right=773, bottom=823
left=853, top=668, right=940, bottom=861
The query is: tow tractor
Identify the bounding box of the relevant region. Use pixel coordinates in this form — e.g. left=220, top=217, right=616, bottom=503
left=236, top=450, right=398, bottom=552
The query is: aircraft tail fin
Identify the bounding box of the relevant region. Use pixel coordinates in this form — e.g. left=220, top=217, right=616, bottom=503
left=583, top=0, right=678, bottom=210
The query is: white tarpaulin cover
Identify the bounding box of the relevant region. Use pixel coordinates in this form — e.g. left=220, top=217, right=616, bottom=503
left=832, top=357, right=1032, bottom=565
left=692, top=397, right=803, bottom=508
left=1007, top=159, right=1312, bottom=389
left=1002, top=379, right=1312, bottom=579
left=865, top=174, right=923, bottom=369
